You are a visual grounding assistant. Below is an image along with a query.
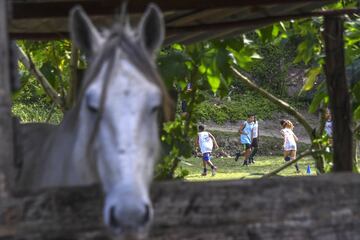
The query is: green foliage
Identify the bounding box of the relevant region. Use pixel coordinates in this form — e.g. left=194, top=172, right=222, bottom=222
left=248, top=32, right=296, bottom=97
left=12, top=102, right=62, bottom=124
left=302, top=66, right=322, bottom=92
left=312, top=134, right=333, bottom=172
left=16, top=40, right=72, bottom=104
left=193, top=92, right=278, bottom=124
left=156, top=39, right=261, bottom=179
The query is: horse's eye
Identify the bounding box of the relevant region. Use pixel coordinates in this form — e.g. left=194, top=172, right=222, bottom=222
left=151, top=105, right=160, bottom=114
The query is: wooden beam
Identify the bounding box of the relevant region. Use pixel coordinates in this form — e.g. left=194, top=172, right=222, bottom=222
left=324, top=16, right=353, bottom=171
left=10, top=8, right=358, bottom=40
left=167, top=8, right=360, bottom=34
left=11, top=0, right=334, bottom=19
left=0, top=0, right=14, bottom=191
left=1, top=174, right=360, bottom=239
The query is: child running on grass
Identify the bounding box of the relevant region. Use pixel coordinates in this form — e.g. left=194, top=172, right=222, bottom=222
left=195, top=125, right=219, bottom=176
left=235, top=114, right=254, bottom=166
left=280, top=119, right=300, bottom=173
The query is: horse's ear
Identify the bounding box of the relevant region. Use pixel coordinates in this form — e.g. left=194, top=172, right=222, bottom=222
left=138, top=4, right=165, bottom=55
left=69, top=6, right=102, bottom=57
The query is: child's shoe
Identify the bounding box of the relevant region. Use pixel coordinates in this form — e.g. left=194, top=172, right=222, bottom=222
left=211, top=166, right=217, bottom=176
left=234, top=152, right=242, bottom=161
left=242, top=159, right=248, bottom=166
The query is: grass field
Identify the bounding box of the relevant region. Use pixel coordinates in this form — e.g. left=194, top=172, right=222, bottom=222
left=178, top=155, right=317, bottom=181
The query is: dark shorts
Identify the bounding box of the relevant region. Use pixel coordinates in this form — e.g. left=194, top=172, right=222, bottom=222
left=251, top=138, right=258, bottom=148
left=242, top=144, right=251, bottom=150
left=202, top=152, right=211, bottom=161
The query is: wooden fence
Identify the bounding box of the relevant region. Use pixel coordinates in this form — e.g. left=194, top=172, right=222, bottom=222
left=1, top=173, right=360, bottom=240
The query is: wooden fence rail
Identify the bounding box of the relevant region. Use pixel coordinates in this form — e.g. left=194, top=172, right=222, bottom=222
left=1, top=173, right=360, bottom=240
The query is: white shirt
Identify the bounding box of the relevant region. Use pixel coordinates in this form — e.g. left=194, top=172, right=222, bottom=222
left=198, top=131, right=213, bottom=154
left=281, top=128, right=297, bottom=151
left=252, top=121, right=259, bottom=138
left=325, top=120, right=333, bottom=137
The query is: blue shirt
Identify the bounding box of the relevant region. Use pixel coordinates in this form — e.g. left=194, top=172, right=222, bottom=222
left=240, top=121, right=253, bottom=144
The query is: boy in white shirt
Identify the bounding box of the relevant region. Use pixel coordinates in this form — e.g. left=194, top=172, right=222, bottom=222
left=195, top=125, right=219, bottom=176
left=249, top=115, right=259, bottom=164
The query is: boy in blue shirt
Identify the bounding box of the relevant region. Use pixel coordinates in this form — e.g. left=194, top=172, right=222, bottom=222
left=235, top=114, right=254, bottom=166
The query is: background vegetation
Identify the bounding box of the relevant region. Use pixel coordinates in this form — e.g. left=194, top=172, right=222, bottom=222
left=12, top=0, right=360, bottom=179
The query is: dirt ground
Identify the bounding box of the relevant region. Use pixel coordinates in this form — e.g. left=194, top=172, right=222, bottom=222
left=206, top=110, right=319, bottom=144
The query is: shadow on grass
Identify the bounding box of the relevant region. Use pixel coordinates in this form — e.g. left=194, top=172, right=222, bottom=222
left=249, top=172, right=264, bottom=176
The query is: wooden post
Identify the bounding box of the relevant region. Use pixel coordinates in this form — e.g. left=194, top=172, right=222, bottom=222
left=324, top=16, right=353, bottom=171
left=0, top=0, right=14, bottom=191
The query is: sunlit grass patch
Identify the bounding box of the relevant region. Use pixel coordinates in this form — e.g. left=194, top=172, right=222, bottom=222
left=179, top=155, right=316, bottom=182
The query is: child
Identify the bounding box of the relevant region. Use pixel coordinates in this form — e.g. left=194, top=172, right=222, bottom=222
left=249, top=115, right=259, bottom=164
left=195, top=125, right=219, bottom=176
left=324, top=108, right=333, bottom=145
left=280, top=119, right=300, bottom=173
left=235, top=114, right=254, bottom=166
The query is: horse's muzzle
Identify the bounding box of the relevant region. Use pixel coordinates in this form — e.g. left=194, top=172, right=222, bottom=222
left=105, top=196, right=153, bottom=238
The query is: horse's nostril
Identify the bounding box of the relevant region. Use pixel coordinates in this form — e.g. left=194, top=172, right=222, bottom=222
left=107, top=203, right=152, bottom=230
left=109, top=206, right=119, bottom=228
left=142, top=204, right=151, bottom=225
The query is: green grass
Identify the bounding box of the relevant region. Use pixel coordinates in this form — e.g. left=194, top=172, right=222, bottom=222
left=178, top=155, right=316, bottom=181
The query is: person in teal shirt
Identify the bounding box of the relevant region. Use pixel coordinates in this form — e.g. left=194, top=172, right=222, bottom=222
left=235, top=114, right=254, bottom=166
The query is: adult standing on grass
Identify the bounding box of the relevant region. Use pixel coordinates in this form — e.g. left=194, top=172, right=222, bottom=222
left=235, top=114, right=254, bottom=166
left=195, top=125, right=219, bottom=176
left=280, top=119, right=300, bottom=173
left=249, top=115, right=259, bottom=164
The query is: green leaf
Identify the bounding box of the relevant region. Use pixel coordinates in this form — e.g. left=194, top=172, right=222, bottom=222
left=158, top=51, right=190, bottom=87
left=354, top=105, right=360, bottom=120
left=272, top=25, right=280, bottom=38
left=225, top=38, right=244, bottom=51
left=172, top=43, right=184, bottom=51
left=309, top=90, right=327, bottom=113
left=207, top=74, right=221, bottom=93
left=258, top=25, right=274, bottom=43
left=301, top=66, right=321, bottom=92
left=279, top=22, right=286, bottom=32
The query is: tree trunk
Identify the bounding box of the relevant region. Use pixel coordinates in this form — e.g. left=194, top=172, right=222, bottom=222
left=66, top=42, right=79, bottom=109
left=0, top=0, right=15, bottom=194
left=324, top=16, right=353, bottom=171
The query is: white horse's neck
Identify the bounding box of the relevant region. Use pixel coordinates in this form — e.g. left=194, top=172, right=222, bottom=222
left=17, top=108, right=99, bottom=191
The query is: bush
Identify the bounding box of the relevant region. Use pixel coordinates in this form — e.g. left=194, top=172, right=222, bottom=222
left=193, top=92, right=279, bottom=123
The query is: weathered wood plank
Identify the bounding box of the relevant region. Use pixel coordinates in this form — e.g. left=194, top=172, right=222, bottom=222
left=0, top=0, right=15, bottom=192
left=324, top=16, right=353, bottom=171
left=11, top=0, right=333, bottom=19
left=1, top=174, right=360, bottom=239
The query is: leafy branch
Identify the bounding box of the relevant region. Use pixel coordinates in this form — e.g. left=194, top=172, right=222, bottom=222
left=16, top=45, right=65, bottom=110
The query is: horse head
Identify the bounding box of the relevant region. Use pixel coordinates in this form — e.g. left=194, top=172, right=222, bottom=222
left=69, top=4, right=170, bottom=238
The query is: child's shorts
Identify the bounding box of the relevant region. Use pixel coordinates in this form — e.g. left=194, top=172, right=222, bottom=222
left=251, top=138, right=258, bottom=148
left=202, top=152, right=211, bottom=161
left=242, top=143, right=251, bottom=150
left=284, top=144, right=297, bottom=151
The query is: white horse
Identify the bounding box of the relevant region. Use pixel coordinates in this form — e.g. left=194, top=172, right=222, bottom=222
left=15, top=4, right=171, bottom=239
